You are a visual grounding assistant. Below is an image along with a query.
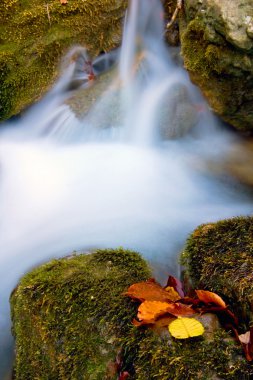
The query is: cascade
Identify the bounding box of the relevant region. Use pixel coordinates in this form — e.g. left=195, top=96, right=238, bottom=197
left=0, top=0, right=252, bottom=376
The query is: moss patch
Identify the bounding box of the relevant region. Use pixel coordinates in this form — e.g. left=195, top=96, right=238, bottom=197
left=0, top=0, right=126, bottom=121
left=11, top=247, right=253, bottom=379
left=181, top=216, right=253, bottom=326
left=180, top=13, right=253, bottom=133
left=11, top=248, right=151, bottom=379
left=125, top=328, right=252, bottom=380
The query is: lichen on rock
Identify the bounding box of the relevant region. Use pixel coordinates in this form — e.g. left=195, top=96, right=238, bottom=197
left=0, top=0, right=126, bottom=121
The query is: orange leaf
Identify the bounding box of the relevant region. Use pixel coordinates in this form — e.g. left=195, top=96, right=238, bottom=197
left=195, top=290, right=226, bottom=308
left=164, top=286, right=181, bottom=301
left=137, top=301, right=171, bottom=323
left=125, top=279, right=177, bottom=303
left=60, top=0, right=68, bottom=4
left=165, top=302, right=195, bottom=317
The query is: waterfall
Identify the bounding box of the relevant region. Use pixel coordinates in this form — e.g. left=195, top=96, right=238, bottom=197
left=0, top=0, right=252, bottom=376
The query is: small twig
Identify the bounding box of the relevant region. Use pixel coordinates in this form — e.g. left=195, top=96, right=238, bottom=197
left=45, top=3, right=51, bottom=26
left=167, top=0, right=183, bottom=29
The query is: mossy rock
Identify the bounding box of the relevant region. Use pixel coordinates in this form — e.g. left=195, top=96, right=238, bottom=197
left=179, top=0, right=253, bottom=133
left=11, top=248, right=253, bottom=379
left=0, top=0, right=127, bottom=121
left=181, top=216, right=253, bottom=326
left=10, top=248, right=151, bottom=379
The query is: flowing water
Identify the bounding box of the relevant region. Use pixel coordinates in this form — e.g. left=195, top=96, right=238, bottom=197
left=0, top=0, right=253, bottom=376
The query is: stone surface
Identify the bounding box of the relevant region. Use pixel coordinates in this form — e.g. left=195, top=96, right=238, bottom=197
left=180, top=0, right=253, bottom=133
left=211, top=139, right=253, bottom=187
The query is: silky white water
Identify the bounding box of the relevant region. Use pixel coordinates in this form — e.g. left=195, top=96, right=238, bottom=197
left=0, top=0, right=252, bottom=376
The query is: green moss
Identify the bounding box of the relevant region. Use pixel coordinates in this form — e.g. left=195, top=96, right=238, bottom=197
left=180, top=19, right=223, bottom=79
left=0, top=0, right=127, bottom=120
left=181, top=216, right=253, bottom=326
left=125, top=329, right=252, bottom=380
left=179, top=15, right=253, bottom=133
left=11, top=248, right=151, bottom=379
left=11, top=247, right=253, bottom=379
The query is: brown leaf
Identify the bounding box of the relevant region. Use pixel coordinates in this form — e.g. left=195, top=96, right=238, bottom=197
left=151, top=315, right=176, bottom=329
left=164, top=302, right=195, bottom=317
left=195, top=290, right=226, bottom=308
left=137, top=301, right=171, bottom=323
left=125, top=279, right=177, bottom=303
left=180, top=296, right=201, bottom=306
left=132, top=318, right=146, bottom=327
left=166, top=275, right=184, bottom=298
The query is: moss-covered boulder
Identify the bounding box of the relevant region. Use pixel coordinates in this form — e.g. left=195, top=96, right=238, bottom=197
left=10, top=248, right=151, bottom=379
left=181, top=216, right=253, bottom=326
left=11, top=247, right=253, bottom=379
left=179, top=0, right=253, bottom=133
left=0, top=0, right=126, bottom=121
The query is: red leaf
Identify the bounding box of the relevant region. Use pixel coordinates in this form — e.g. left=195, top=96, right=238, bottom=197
left=125, top=279, right=178, bottom=303
left=118, top=371, right=130, bottom=380
left=195, top=290, right=226, bottom=308
left=166, top=275, right=184, bottom=298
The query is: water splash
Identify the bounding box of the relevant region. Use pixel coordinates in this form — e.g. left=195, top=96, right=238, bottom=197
left=0, top=0, right=252, bottom=376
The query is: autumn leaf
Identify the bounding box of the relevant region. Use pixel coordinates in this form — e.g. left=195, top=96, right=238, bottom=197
left=164, top=302, right=195, bottom=317
left=166, top=275, right=184, bottom=298
left=168, top=317, right=204, bottom=339
left=60, top=0, right=68, bottom=4
left=151, top=315, right=176, bottom=329
left=137, top=301, right=171, bottom=323
left=125, top=279, right=178, bottom=303
left=195, top=290, right=226, bottom=308
left=164, top=286, right=181, bottom=301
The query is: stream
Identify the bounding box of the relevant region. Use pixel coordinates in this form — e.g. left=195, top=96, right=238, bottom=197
left=1, top=0, right=253, bottom=377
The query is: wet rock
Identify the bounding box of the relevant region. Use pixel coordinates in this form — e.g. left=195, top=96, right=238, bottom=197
left=158, top=83, right=198, bottom=139
left=0, top=0, right=126, bottom=121
left=179, top=0, right=253, bottom=133
left=66, top=67, right=124, bottom=129
left=222, top=139, right=253, bottom=187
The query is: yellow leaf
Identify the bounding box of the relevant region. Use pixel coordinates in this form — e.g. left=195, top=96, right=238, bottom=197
left=164, top=286, right=181, bottom=301
left=168, top=317, right=204, bottom=339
